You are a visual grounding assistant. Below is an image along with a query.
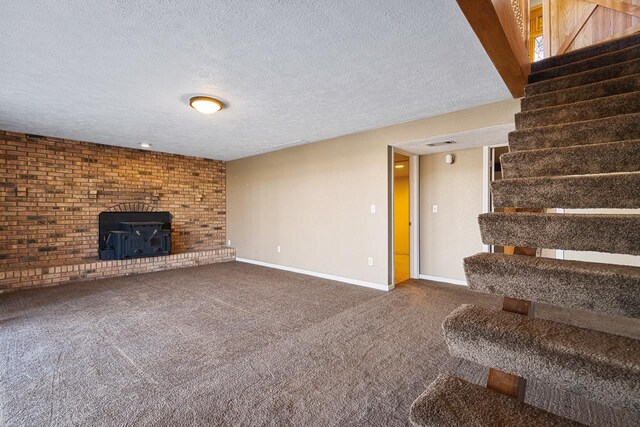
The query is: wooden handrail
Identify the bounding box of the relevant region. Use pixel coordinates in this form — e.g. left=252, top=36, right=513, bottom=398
left=457, top=0, right=531, bottom=98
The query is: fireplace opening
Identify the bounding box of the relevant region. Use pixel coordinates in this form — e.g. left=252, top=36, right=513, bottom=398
left=99, top=210, right=171, bottom=260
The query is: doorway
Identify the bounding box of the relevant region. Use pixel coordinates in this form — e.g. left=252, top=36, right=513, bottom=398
left=393, top=152, right=411, bottom=283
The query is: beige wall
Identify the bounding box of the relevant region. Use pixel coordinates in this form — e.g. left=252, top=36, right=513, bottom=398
left=226, top=135, right=389, bottom=285
left=419, top=148, right=485, bottom=281
left=227, top=98, right=518, bottom=287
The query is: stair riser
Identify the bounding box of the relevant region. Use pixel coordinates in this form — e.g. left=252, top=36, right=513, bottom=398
left=531, top=33, right=640, bottom=73
left=529, top=45, right=640, bottom=84
left=509, top=113, right=640, bottom=151
left=491, top=173, right=640, bottom=209
left=479, top=213, right=640, bottom=255
left=515, top=91, right=640, bottom=130
left=501, top=140, right=640, bottom=178
left=443, top=305, right=640, bottom=411
left=525, top=58, right=640, bottom=97
left=464, top=253, right=640, bottom=318
left=522, top=74, right=640, bottom=111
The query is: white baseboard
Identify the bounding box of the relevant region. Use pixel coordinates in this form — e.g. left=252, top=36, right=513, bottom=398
left=236, top=258, right=393, bottom=291
left=418, top=274, right=467, bottom=287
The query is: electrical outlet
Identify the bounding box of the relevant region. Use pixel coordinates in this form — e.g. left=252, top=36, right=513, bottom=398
left=227, top=240, right=231, bottom=246
left=367, top=257, right=374, bottom=266
left=370, top=204, right=376, bottom=214
left=277, top=245, right=281, bottom=253
left=432, top=204, right=438, bottom=213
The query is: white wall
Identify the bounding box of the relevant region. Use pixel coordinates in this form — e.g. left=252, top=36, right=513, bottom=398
left=419, top=148, right=485, bottom=282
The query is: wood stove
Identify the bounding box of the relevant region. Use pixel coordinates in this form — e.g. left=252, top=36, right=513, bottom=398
left=99, top=211, right=171, bottom=260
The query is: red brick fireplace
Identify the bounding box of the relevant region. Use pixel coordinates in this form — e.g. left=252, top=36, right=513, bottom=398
left=0, top=131, right=235, bottom=291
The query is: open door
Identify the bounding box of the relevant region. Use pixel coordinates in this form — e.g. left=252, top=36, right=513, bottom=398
left=393, top=152, right=411, bottom=283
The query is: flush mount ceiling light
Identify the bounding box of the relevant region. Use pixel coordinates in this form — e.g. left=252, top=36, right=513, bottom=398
left=426, top=140, right=456, bottom=147
left=140, top=143, right=151, bottom=148
left=190, top=96, right=223, bottom=114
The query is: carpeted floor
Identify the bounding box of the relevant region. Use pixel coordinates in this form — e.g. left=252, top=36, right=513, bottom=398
left=1, top=261, right=638, bottom=426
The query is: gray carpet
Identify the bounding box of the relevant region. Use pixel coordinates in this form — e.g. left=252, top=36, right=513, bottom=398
left=528, top=44, right=640, bottom=83
left=491, top=172, right=640, bottom=209
left=499, top=140, right=640, bottom=179
left=515, top=90, right=640, bottom=130
left=479, top=212, right=640, bottom=255
left=525, top=57, right=640, bottom=96
left=521, top=74, right=640, bottom=111
left=410, top=375, right=582, bottom=427
left=1, top=261, right=639, bottom=426
left=443, top=305, right=640, bottom=411
left=464, top=253, right=640, bottom=319
left=508, top=112, right=640, bottom=151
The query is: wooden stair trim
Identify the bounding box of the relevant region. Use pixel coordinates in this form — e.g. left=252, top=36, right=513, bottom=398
left=556, top=5, right=599, bottom=56
left=456, top=0, right=530, bottom=97
left=584, top=0, right=640, bottom=18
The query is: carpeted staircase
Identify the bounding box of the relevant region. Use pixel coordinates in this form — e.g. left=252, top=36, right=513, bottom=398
left=410, top=33, right=640, bottom=426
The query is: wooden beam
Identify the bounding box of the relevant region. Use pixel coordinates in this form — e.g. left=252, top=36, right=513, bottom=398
left=595, top=22, right=640, bottom=44
left=486, top=204, right=538, bottom=400
left=486, top=296, right=533, bottom=400
left=456, top=0, right=531, bottom=98
left=502, top=296, right=534, bottom=315
left=487, top=368, right=527, bottom=399
left=543, top=0, right=551, bottom=59
left=555, top=4, right=599, bottom=55
left=521, top=0, right=531, bottom=53
left=584, top=0, right=640, bottom=18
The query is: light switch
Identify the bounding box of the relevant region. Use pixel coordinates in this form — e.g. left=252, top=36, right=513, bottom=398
left=370, top=204, right=376, bottom=214
left=432, top=204, right=438, bottom=213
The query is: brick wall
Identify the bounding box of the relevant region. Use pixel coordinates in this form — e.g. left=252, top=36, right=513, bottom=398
left=1, top=130, right=227, bottom=271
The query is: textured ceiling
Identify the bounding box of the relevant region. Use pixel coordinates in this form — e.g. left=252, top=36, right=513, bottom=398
left=0, top=1, right=510, bottom=160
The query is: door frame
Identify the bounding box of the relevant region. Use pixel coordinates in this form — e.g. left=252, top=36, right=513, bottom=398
left=388, top=147, right=420, bottom=286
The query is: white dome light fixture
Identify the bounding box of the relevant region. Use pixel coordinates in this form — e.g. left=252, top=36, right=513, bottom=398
left=190, top=96, right=223, bottom=114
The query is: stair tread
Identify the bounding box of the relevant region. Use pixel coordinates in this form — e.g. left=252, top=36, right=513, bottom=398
left=479, top=212, right=640, bottom=255
left=525, top=57, right=640, bottom=97
left=522, top=73, right=640, bottom=111
left=500, top=140, right=640, bottom=179
left=491, top=172, right=640, bottom=209
left=531, top=32, right=640, bottom=73
left=515, top=90, right=640, bottom=130
left=443, top=305, right=640, bottom=411
left=509, top=112, right=640, bottom=151
left=464, top=253, right=640, bottom=318
left=529, top=44, right=640, bottom=84
left=410, top=374, right=583, bottom=427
